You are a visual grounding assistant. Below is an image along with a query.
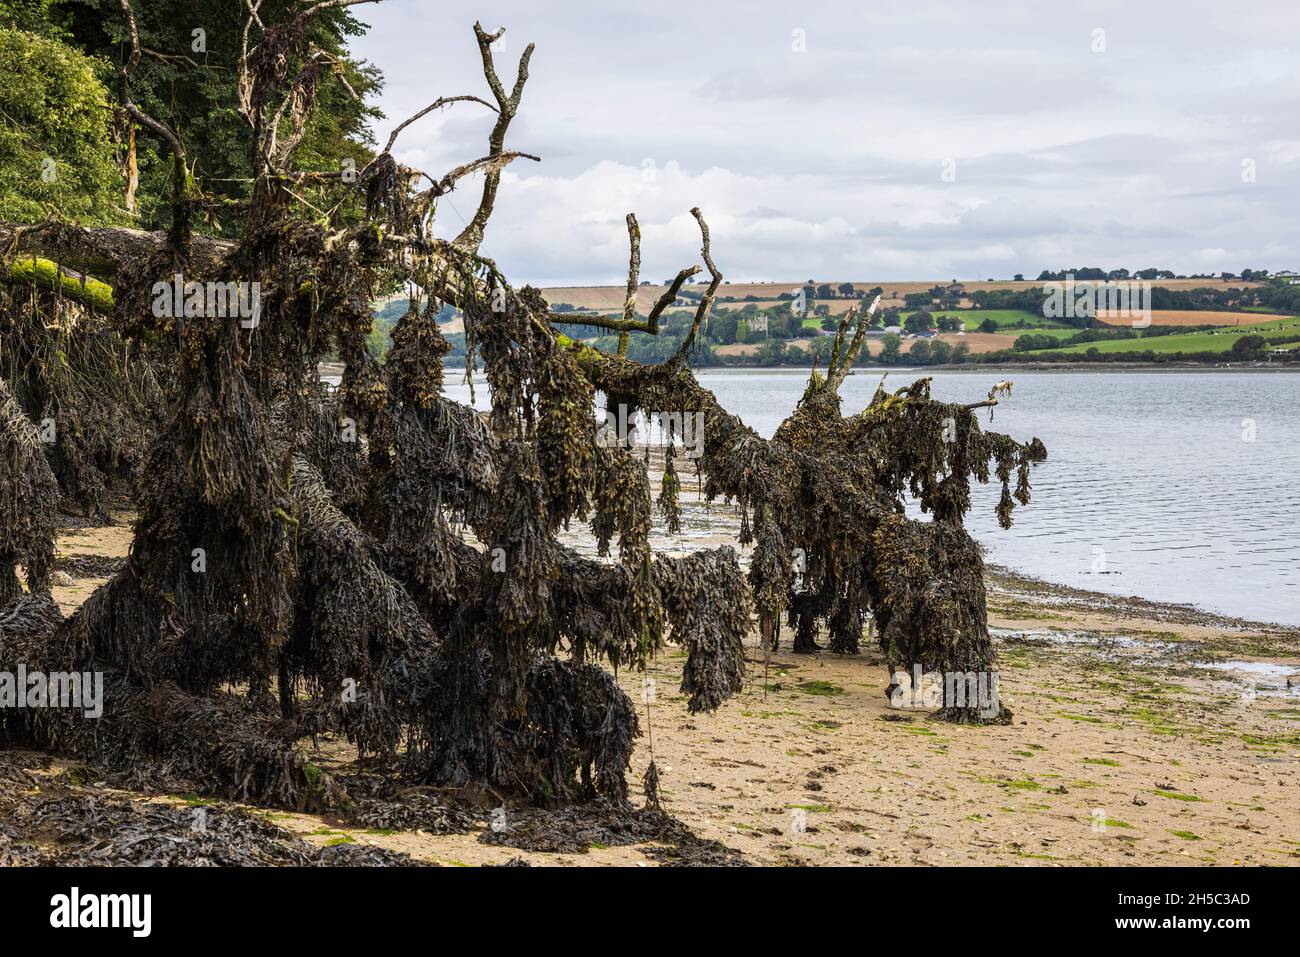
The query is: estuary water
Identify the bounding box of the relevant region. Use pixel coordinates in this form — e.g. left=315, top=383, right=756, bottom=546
left=436, top=367, right=1300, bottom=626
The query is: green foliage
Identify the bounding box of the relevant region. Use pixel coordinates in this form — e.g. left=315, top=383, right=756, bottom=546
left=1231, top=334, right=1266, bottom=356
left=0, top=0, right=69, bottom=36
left=709, top=310, right=739, bottom=344
left=40, top=0, right=383, bottom=232
left=0, top=25, right=123, bottom=224
left=878, top=333, right=902, bottom=364
left=904, top=310, right=933, bottom=334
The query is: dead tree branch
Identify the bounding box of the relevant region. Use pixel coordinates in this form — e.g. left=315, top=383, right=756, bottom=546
left=547, top=214, right=701, bottom=355
left=381, top=95, right=497, bottom=155
left=668, top=208, right=721, bottom=367
left=453, top=23, right=535, bottom=252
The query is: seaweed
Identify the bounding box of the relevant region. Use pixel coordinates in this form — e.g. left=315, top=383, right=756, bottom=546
left=0, top=2, right=1048, bottom=846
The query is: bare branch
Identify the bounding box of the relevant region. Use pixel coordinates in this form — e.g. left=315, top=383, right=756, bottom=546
left=426, top=150, right=539, bottom=197
left=669, top=208, right=722, bottom=367
left=645, top=266, right=702, bottom=328
left=117, top=0, right=187, bottom=164
left=826, top=294, right=881, bottom=392
left=548, top=215, right=701, bottom=353
left=621, top=213, right=641, bottom=326
left=141, top=47, right=210, bottom=70
left=381, top=95, right=497, bottom=155
left=614, top=214, right=642, bottom=354
left=453, top=23, right=536, bottom=252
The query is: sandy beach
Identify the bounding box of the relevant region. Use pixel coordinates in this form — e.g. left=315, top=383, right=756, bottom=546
left=5, top=497, right=1294, bottom=868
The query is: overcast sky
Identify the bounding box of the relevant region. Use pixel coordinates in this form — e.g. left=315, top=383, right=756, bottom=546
left=350, top=0, right=1300, bottom=286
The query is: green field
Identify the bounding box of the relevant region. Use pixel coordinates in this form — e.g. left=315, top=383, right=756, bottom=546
left=925, top=309, right=1061, bottom=331
left=997, top=326, right=1078, bottom=340
left=1028, top=316, right=1300, bottom=355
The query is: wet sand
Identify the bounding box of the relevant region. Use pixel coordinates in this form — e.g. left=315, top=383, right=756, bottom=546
left=17, top=503, right=1300, bottom=866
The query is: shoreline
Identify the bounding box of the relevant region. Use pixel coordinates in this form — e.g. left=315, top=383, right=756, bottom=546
left=6, top=510, right=1295, bottom=866
left=317, top=361, right=1300, bottom=378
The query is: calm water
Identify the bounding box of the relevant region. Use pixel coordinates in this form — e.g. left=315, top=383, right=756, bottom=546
left=435, top=368, right=1300, bottom=625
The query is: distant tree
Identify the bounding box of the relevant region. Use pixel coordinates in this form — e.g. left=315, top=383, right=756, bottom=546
left=929, top=340, right=953, bottom=364
left=1231, top=334, right=1266, bottom=356
left=1013, top=274, right=1024, bottom=282
left=774, top=311, right=803, bottom=338
left=904, top=311, right=933, bottom=334
left=756, top=339, right=786, bottom=364
left=1014, top=334, right=1057, bottom=351
left=909, top=340, right=932, bottom=364
left=879, top=333, right=902, bottom=364
left=837, top=282, right=855, bottom=297
left=936, top=315, right=962, bottom=333
left=978, top=318, right=999, bottom=334
left=710, top=311, right=739, bottom=345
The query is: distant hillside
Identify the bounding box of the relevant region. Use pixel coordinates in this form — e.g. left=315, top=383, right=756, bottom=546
left=541, top=278, right=1262, bottom=314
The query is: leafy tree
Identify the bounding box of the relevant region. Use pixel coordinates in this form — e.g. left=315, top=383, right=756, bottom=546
left=1231, top=334, right=1266, bottom=356
left=44, top=0, right=382, bottom=232
left=755, top=339, right=786, bottom=364
left=904, top=310, right=933, bottom=334
left=1014, top=333, right=1057, bottom=351
left=879, top=333, right=901, bottom=363
left=709, top=310, right=739, bottom=344
left=978, top=318, right=998, bottom=334
left=0, top=25, right=123, bottom=224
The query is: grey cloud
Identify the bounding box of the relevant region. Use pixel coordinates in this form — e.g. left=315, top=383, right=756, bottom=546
left=353, top=0, right=1300, bottom=283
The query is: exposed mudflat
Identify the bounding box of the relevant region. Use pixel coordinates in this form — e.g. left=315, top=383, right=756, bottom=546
left=5, top=507, right=1297, bottom=867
